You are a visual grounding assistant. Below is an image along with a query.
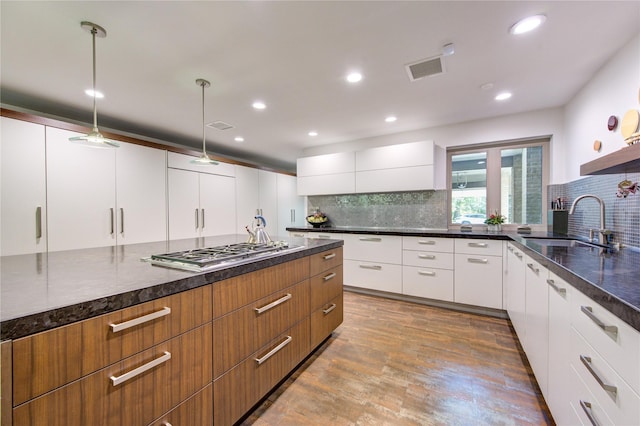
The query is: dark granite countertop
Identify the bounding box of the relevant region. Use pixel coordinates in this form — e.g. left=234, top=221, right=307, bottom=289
left=0, top=234, right=342, bottom=340
left=288, top=226, right=640, bottom=333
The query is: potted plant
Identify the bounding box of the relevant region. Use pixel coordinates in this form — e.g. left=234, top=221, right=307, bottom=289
left=484, top=211, right=506, bottom=232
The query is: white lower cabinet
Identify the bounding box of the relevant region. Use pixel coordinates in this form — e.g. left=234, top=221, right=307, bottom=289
left=505, top=243, right=527, bottom=340
left=524, top=255, right=549, bottom=398
left=454, top=239, right=503, bottom=309
left=402, top=236, right=454, bottom=301
left=343, top=234, right=402, bottom=293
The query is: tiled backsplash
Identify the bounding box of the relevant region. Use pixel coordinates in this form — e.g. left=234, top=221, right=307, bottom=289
left=548, top=172, right=640, bottom=248
left=308, top=190, right=448, bottom=229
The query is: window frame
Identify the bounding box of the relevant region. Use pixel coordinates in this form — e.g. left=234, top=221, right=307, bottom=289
left=446, top=137, right=550, bottom=232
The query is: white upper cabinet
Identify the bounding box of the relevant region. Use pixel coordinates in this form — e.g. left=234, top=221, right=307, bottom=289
left=296, top=152, right=355, bottom=195
left=200, top=172, right=236, bottom=237
left=1, top=117, right=47, bottom=255
left=168, top=168, right=200, bottom=240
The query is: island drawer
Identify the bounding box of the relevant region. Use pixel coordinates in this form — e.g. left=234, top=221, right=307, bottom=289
left=309, top=247, right=343, bottom=276
left=311, top=293, right=343, bottom=349
left=13, top=323, right=213, bottom=426
left=310, top=265, right=343, bottom=311
left=213, top=280, right=310, bottom=378
left=149, top=383, right=213, bottom=426
left=213, top=257, right=309, bottom=317
left=12, top=285, right=212, bottom=406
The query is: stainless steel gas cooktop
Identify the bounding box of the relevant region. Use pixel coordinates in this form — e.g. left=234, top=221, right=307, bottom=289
left=143, top=241, right=304, bottom=273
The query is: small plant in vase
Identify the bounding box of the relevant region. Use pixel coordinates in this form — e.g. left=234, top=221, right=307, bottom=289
left=484, top=211, right=506, bottom=232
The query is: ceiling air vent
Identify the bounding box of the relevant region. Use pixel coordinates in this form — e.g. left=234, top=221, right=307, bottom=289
left=206, top=121, right=234, bottom=131
left=405, top=55, right=445, bottom=81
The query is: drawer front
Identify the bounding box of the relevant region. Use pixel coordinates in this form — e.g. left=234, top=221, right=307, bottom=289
left=402, top=250, right=453, bottom=269
left=570, top=327, right=640, bottom=426
left=213, top=257, right=309, bottom=317
left=342, top=234, right=402, bottom=264
left=14, top=323, right=213, bottom=426
left=12, top=285, right=212, bottom=405
left=571, top=288, right=640, bottom=395
left=402, top=265, right=454, bottom=302
left=454, top=254, right=503, bottom=309
left=309, top=247, right=343, bottom=276
left=150, top=383, right=213, bottom=426
left=402, top=236, right=454, bottom=252
left=307, top=232, right=343, bottom=240
left=213, top=280, right=310, bottom=378
left=568, top=363, right=614, bottom=426
left=214, top=318, right=310, bottom=426
left=311, top=293, right=344, bottom=349
left=310, top=265, right=343, bottom=311
left=344, top=259, right=402, bottom=293
left=454, top=239, right=503, bottom=256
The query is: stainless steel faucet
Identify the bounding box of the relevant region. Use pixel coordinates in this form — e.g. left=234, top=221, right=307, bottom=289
left=568, top=194, right=611, bottom=245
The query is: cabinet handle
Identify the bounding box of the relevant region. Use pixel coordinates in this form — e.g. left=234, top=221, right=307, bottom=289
left=579, top=355, right=618, bottom=395
left=418, top=240, right=436, bottom=245
left=507, top=245, right=514, bottom=252
left=359, top=237, right=382, bottom=242
left=110, top=208, right=115, bottom=235
left=546, top=279, right=566, bottom=295
left=467, top=257, right=488, bottom=264
left=418, top=254, right=436, bottom=260
left=120, top=208, right=124, bottom=235
left=291, top=209, right=295, bottom=223
left=35, top=206, right=42, bottom=239
left=255, top=336, right=292, bottom=365
left=359, top=264, right=382, bottom=270
left=579, top=400, right=600, bottom=426
left=292, top=233, right=305, bottom=238
left=195, top=208, right=199, bottom=229
left=468, top=242, right=488, bottom=248
left=418, top=270, right=436, bottom=276
left=514, top=252, right=523, bottom=259
left=323, top=253, right=336, bottom=260
left=110, top=351, right=171, bottom=386
left=580, top=306, right=618, bottom=337
left=317, top=234, right=330, bottom=239
left=323, top=272, right=337, bottom=281
left=526, top=263, right=539, bottom=274
left=201, top=208, right=205, bottom=229
left=163, top=423, right=173, bottom=426
left=254, top=293, right=292, bottom=314
left=110, top=307, right=171, bottom=333
left=323, top=303, right=337, bottom=314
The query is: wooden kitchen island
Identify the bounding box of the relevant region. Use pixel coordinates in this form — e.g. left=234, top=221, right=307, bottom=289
left=0, top=235, right=343, bottom=426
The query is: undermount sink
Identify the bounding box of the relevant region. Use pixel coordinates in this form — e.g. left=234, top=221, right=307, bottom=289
left=523, top=238, right=603, bottom=249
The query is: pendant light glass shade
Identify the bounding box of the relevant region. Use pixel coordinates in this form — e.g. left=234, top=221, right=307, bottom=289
left=190, top=79, right=218, bottom=165
left=69, top=21, right=119, bottom=148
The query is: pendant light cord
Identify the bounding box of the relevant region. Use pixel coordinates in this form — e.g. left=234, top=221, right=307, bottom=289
left=91, top=26, right=99, bottom=132
left=201, top=81, right=206, bottom=154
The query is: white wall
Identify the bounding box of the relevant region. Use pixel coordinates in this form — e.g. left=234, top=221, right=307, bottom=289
left=563, top=32, right=640, bottom=183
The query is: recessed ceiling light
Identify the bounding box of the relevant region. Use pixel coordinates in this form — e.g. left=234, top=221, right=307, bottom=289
left=234, top=136, right=244, bottom=142
left=385, top=116, right=397, bottom=123
left=346, top=72, right=362, bottom=83
left=252, top=101, right=266, bottom=110
left=441, top=43, right=455, bottom=56
left=84, top=89, right=104, bottom=98
left=495, top=92, right=512, bottom=101
left=480, top=82, right=494, bottom=91
left=509, top=14, right=546, bottom=35
left=308, top=131, right=318, bottom=137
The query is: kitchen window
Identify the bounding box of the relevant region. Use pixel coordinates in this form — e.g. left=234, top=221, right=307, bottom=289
left=448, top=138, right=550, bottom=230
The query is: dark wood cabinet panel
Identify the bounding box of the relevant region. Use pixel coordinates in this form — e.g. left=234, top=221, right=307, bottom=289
left=309, top=247, right=343, bottom=277
left=310, top=265, right=343, bottom=312
left=149, top=383, right=213, bottom=426
left=311, top=293, right=344, bottom=349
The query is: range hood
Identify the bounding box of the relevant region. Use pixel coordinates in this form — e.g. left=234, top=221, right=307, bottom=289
left=580, top=143, right=640, bottom=175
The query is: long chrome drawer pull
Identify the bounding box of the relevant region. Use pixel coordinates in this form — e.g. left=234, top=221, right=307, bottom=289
left=323, top=253, right=336, bottom=260
left=580, top=355, right=618, bottom=395
left=195, top=208, right=199, bottom=229
left=359, top=237, right=382, bottom=242
left=468, top=242, right=488, bottom=248
left=317, top=235, right=330, bottom=239
left=35, top=206, right=42, bottom=239
left=110, top=351, right=171, bottom=386
left=579, top=400, right=600, bottom=426
left=292, top=233, right=305, bottom=238
left=527, top=263, right=539, bottom=273
left=514, top=252, right=523, bottom=259
left=323, top=303, right=337, bottom=314
left=110, top=208, right=115, bottom=235
left=201, top=208, right=205, bottom=229
left=418, top=270, right=436, bottom=276
left=110, top=307, right=171, bottom=333
left=507, top=245, right=514, bottom=252
left=467, top=258, right=488, bottom=264
left=581, top=306, right=618, bottom=337
left=255, top=336, right=292, bottom=365
left=323, top=272, right=337, bottom=281
left=546, top=279, right=566, bottom=295
left=163, top=423, right=173, bottom=426
left=254, top=293, right=292, bottom=314
left=418, top=240, right=436, bottom=245
left=120, top=208, right=125, bottom=234
left=359, top=264, right=382, bottom=270
left=418, top=254, right=436, bottom=260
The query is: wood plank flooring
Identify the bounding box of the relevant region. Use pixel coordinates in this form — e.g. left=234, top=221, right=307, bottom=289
left=241, top=291, right=554, bottom=426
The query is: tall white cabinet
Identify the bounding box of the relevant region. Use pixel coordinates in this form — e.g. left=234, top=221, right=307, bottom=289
left=276, top=173, right=305, bottom=236
left=1, top=117, right=47, bottom=255
left=46, top=127, right=167, bottom=251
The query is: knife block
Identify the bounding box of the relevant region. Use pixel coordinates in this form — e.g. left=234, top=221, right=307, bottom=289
left=548, top=210, right=568, bottom=235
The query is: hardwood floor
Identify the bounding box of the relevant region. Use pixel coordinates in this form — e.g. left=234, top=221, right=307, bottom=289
left=241, top=291, right=554, bottom=426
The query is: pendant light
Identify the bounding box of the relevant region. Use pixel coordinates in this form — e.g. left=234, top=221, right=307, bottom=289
left=69, top=21, right=119, bottom=148
left=190, top=78, right=218, bottom=165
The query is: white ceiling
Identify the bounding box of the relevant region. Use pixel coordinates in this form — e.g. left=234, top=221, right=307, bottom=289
left=2, top=1, right=639, bottom=172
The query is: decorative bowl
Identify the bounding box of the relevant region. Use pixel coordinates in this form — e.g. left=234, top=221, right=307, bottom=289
left=306, top=215, right=329, bottom=228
